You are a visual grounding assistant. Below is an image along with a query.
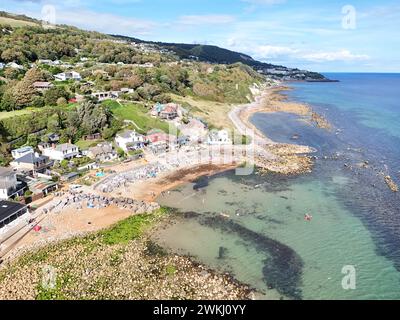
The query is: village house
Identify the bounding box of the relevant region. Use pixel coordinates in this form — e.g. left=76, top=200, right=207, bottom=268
left=115, top=130, right=146, bottom=152
left=0, top=201, right=29, bottom=230
left=87, top=143, right=118, bottom=162
left=0, top=62, right=5, bottom=69
left=54, top=71, right=82, bottom=81
left=11, top=146, right=34, bottom=160
left=91, top=91, right=119, bottom=101
left=38, top=59, right=61, bottom=66
left=151, top=103, right=180, bottom=120
left=10, top=152, right=51, bottom=175
left=38, top=142, right=51, bottom=153
left=0, top=167, right=25, bottom=200
left=33, top=81, right=53, bottom=92
left=6, top=62, right=24, bottom=70
left=47, top=133, right=60, bottom=143
left=207, top=130, right=232, bottom=145
left=120, top=88, right=135, bottom=94
left=179, top=119, right=208, bottom=143
left=82, top=133, right=102, bottom=141
left=146, top=130, right=176, bottom=154
left=17, top=175, right=58, bottom=200
left=42, top=143, right=80, bottom=161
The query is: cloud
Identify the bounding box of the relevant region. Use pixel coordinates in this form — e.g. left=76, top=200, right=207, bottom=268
left=177, top=14, right=235, bottom=26
left=301, top=50, right=370, bottom=62
left=54, top=9, right=157, bottom=36
left=227, top=41, right=370, bottom=63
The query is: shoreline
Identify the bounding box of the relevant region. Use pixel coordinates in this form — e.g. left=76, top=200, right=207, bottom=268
left=1, top=83, right=324, bottom=261
left=0, top=82, right=328, bottom=300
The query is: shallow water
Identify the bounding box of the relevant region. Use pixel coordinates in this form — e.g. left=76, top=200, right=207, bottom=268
left=153, top=73, right=400, bottom=300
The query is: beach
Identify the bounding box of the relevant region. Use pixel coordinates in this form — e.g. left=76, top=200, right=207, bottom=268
left=0, top=83, right=333, bottom=300
left=0, top=83, right=327, bottom=261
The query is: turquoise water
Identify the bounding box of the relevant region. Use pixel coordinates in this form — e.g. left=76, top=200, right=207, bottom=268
left=154, top=73, right=400, bottom=300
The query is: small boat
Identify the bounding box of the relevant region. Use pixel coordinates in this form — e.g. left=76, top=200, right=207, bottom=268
left=220, top=212, right=230, bottom=218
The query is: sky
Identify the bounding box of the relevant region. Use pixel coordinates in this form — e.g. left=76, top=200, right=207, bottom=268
left=1, top=0, right=400, bottom=72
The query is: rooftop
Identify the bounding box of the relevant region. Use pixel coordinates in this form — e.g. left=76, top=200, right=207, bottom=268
left=0, top=201, right=27, bottom=224
left=0, top=167, right=15, bottom=178
left=13, top=153, right=48, bottom=164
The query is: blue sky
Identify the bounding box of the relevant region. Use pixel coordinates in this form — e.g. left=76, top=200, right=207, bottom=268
left=2, top=0, right=400, bottom=72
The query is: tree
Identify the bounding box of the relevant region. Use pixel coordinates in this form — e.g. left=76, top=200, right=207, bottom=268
left=0, top=88, right=17, bottom=111
left=12, top=79, right=37, bottom=109
left=23, top=67, right=46, bottom=85
left=32, top=96, right=45, bottom=108
left=76, top=101, right=111, bottom=135
left=56, top=97, right=67, bottom=106
left=44, top=86, right=69, bottom=106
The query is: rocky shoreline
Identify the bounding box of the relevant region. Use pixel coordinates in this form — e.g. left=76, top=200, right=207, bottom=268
left=0, top=210, right=256, bottom=300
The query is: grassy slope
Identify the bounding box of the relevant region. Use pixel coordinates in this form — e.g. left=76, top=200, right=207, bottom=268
left=0, top=108, right=40, bottom=120
left=0, top=16, right=38, bottom=27
left=170, top=94, right=234, bottom=130
left=104, top=100, right=172, bottom=134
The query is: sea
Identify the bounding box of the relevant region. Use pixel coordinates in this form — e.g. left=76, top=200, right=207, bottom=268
left=153, top=73, right=400, bottom=300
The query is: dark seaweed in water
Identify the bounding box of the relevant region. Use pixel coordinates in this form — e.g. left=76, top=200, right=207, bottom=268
left=197, top=215, right=304, bottom=300
left=218, top=247, right=228, bottom=260
left=193, top=176, right=209, bottom=190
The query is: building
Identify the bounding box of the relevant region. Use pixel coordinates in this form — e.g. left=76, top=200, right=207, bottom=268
left=82, top=133, right=101, bottom=141
left=47, top=133, right=60, bottom=143
left=61, top=172, right=80, bottom=182
left=207, top=130, right=232, bottom=145
left=115, top=130, right=146, bottom=152
left=0, top=62, right=4, bottom=70
left=10, top=153, right=51, bottom=175
left=120, top=88, right=134, bottom=94
left=38, top=59, right=61, bottom=66
left=42, top=143, right=79, bottom=161
left=11, top=146, right=34, bottom=160
left=151, top=103, right=179, bottom=120
left=54, top=71, right=82, bottom=81
left=87, top=143, right=118, bottom=162
left=91, top=91, right=119, bottom=101
left=146, top=130, right=176, bottom=154
left=33, top=81, right=53, bottom=91
left=6, top=62, right=24, bottom=70
left=0, top=201, right=28, bottom=229
left=179, top=119, right=208, bottom=143
left=0, top=167, right=25, bottom=200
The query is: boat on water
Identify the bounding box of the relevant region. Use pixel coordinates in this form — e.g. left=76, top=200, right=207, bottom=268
left=220, top=212, right=230, bottom=218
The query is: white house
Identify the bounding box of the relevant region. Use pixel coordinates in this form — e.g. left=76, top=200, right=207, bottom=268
left=91, top=91, right=119, bottom=101
left=0, top=167, right=19, bottom=200
left=42, top=143, right=79, bottom=161
left=10, top=153, right=51, bottom=175
left=11, top=146, right=34, bottom=160
left=54, top=71, right=82, bottom=81
left=115, top=130, right=145, bottom=152
left=6, top=62, right=24, bottom=70
left=0, top=63, right=4, bottom=70
left=87, top=143, right=118, bottom=162
left=207, top=130, right=232, bottom=145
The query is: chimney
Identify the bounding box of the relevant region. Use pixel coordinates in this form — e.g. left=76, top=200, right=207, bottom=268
left=68, top=139, right=72, bottom=144
left=52, top=143, right=56, bottom=149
